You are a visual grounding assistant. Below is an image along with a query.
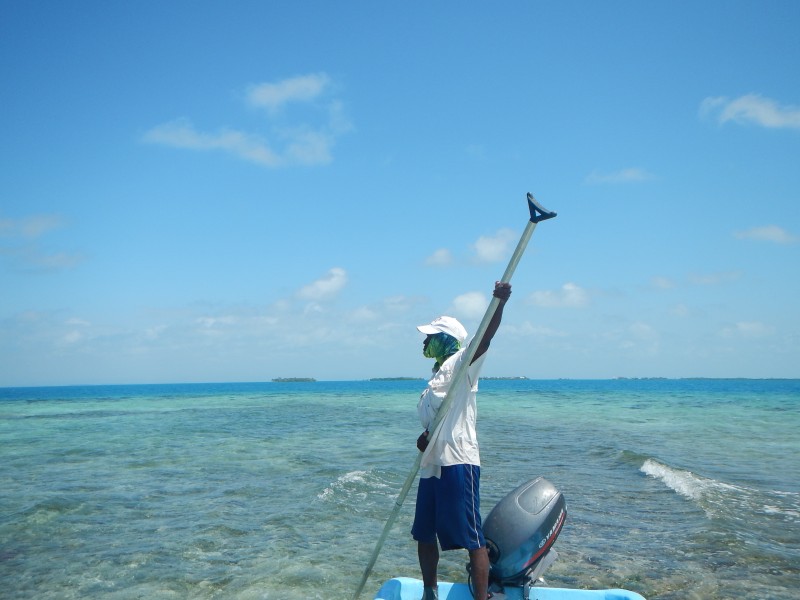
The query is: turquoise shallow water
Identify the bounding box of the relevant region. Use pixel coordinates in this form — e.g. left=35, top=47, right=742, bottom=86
left=1, top=379, right=798, bottom=599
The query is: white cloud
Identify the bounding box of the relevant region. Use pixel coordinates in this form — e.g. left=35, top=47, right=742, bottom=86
left=349, top=306, right=379, bottom=322
left=629, top=322, right=657, bottom=339
left=529, top=282, right=589, bottom=308
left=0, top=214, right=65, bottom=239
left=246, top=73, right=331, bottom=113
left=144, top=325, right=166, bottom=341
left=426, top=228, right=517, bottom=268
left=56, top=317, right=92, bottom=346
left=297, top=267, right=348, bottom=301
left=143, top=73, right=349, bottom=168
left=626, top=322, right=660, bottom=355
left=472, top=228, right=516, bottom=263
left=611, top=321, right=660, bottom=357
left=0, top=214, right=83, bottom=272
left=196, top=316, right=237, bottom=328
left=326, top=100, right=353, bottom=135
left=143, top=119, right=285, bottom=167
left=700, top=94, right=800, bottom=130
left=382, top=295, right=414, bottom=313
left=669, top=303, right=691, bottom=318
left=508, top=321, right=569, bottom=338
left=284, top=128, right=334, bottom=165
left=302, top=302, right=325, bottom=316
left=585, top=167, right=654, bottom=184
left=688, top=271, right=742, bottom=286
left=734, top=225, right=797, bottom=244
left=425, top=248, right=453, bottom=267
left=719, top=321, right=775, bottom=339
left=61, top=330, right=84, bottom=345
left=651, top=276, right=675, bottom=290
left=66, top=317, right=91, bottom=327
left=451, top=291, right=488, bottom=319
left=27, top=251, right=84, bottom=271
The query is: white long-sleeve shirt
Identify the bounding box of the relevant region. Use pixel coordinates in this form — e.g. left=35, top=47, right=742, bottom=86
left=417, top=348, right=487, bottom=478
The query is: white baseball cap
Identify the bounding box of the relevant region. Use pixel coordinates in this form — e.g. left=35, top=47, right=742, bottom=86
left=417, top=316, right=468, bottom=344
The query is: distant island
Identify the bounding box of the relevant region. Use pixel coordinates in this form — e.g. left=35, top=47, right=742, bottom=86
left=482, top=376, right=530, bottom=380
left=271, top=377, right=316, bottom=383
left=614, top=377, right=785, bottom=381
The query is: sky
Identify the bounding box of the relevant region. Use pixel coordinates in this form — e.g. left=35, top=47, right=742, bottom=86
left=1, top=1, right=799, bottom=386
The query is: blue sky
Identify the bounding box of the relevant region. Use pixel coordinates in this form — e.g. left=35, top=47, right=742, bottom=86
left=1, top=1, right=798, bottom=386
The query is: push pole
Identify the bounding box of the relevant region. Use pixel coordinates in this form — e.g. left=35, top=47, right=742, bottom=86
left=352, top=194, right=556, bottom=600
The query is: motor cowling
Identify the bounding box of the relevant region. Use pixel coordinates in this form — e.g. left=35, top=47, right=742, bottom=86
left=483, top=477, right=567, bottom=586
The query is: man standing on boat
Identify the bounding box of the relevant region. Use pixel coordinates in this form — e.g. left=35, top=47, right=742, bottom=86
left=412, top=281, right=512, bottom=600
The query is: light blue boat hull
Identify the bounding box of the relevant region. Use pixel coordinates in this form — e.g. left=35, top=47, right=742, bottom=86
left=374, top=578, right=646, bottom=600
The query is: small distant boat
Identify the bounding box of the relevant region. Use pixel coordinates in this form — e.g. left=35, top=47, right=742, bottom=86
left=373, top=478, right=645, bottom=600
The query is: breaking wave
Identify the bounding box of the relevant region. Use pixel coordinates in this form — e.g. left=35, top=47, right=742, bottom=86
left=640, top=458, right=737, bottom=501
left=318, top=470, right=372, bottom=501
left=640, top=458, right=799, bottom=526
left=317, top=469, right=397, bottom=508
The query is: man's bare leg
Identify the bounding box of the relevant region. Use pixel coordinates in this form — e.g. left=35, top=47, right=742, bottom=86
left=418, top=542, right=439, bottom=598
left=469, top=546, right=490, bottom=600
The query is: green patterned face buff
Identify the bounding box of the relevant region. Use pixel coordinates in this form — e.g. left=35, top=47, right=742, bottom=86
left=423, top=332, right=461, bottom=372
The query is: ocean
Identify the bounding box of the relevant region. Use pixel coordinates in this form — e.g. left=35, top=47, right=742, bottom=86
left=1, top=379, right=797, bottom=600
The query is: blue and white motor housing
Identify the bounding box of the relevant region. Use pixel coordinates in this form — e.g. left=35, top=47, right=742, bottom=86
left=483, top=477, right=567, bottom=586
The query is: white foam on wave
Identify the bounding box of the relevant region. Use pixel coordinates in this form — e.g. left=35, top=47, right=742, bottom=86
left=761, top=489, right=800, bottom=520
left=640, top=458, right=709, bottom=500
left=317, top=469, right=398, bottom=503
left=763, top=504, right=800, bottom=519
left=638, top=458, right=798, bottom=524
left=318, top=470, right=369, bottom=500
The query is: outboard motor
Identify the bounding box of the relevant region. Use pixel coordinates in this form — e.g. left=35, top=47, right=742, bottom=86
left=471, top=477, right=566, bottom=594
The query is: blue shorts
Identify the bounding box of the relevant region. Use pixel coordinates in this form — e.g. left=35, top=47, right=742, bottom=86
left=411, top=464, right=485, bottom=551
